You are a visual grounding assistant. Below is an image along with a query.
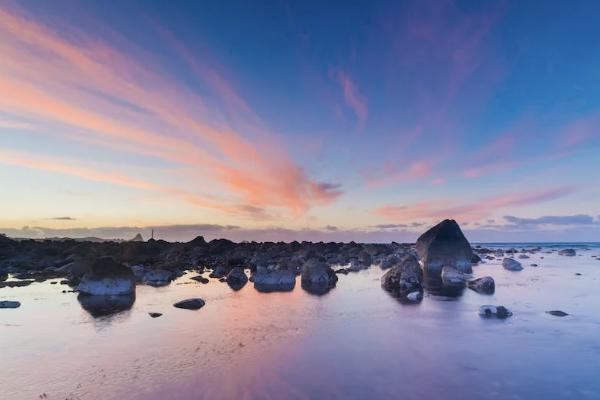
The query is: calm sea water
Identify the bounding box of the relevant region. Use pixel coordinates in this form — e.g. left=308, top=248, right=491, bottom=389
left=2, top=244, right=600, bottom=400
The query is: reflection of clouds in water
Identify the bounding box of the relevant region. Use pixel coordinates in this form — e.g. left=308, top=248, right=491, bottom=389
left=5, top=249, right=600, bottom=399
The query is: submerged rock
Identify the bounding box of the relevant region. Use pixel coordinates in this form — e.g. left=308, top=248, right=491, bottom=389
left=546, top=310, right=569, bottom=317
left=381, top=255, right=423, bottom=301
left=253, top=268, right=296, bottom=292
left=0, top=300, right=21, bottom=308
left=479, top=305, right=512, bottom=319
left=468, top=276, right=495, bottom=294
left=301, top=259, right=338, bottom=294
left=502, top=258, right=523, bottom=271
left=77, top=257, right=135, bottom=296
left=558, top=249, right=576, bottom=256
left=173, top=298, right=205, bottom=310
left=416, top=219, right=474, bottom=278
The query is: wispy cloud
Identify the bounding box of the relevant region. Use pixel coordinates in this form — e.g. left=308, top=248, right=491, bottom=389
left=0, top=5, right=341, bottom=218
left=331, top=68, right=367, bottom=128
left=504, top=214, right=598, bottom=227
left=375, top=186, right=574, bottom=222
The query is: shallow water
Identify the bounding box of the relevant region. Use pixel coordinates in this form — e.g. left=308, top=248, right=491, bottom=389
left=2, top=245, right=600, bottom=400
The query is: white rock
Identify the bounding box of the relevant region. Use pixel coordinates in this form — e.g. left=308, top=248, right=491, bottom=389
left=406, top=291, right=423, bottom=302
left=441, top=266, right=467, bottom=286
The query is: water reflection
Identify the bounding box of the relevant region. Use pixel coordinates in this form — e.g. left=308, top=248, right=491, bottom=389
left=301, top=281, right=335, bottom=296
left=77, top=293, right=136, bottom=318
left=423, top=275, right=466, bottom=297
left=226, top=280, right=246, bottom=291
left=4, top=246, right=600, bottom=400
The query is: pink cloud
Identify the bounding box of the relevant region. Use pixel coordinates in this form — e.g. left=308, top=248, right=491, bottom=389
left=0, top=5, right=342, bottom=217
left=332, top=69, right=367, bottom=127
left=560, top=114, right=600, bottom=148
left=362, top=159, right=435, bottom=188
left=375, top=186, right=574, bottom=222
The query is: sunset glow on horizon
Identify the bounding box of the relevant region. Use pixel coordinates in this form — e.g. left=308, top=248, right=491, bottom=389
left=1, top=1, right=599, bottom=242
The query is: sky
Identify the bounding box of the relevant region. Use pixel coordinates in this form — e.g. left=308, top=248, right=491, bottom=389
left=1, top=0, right=599, bottom=242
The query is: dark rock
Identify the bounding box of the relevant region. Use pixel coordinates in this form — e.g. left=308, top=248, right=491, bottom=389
left=77, top=257, right=135, bottom=296
left=253, top=268, right=296, bottom=292
left=226, top=267, right=248, bottom=290
left=546, top=310, right=569, bottom=317
left=149, top=312, right=163, bottom=318
left=0, top=279, right=35, bottom=288
left=558, top=249, right=576, bottom=256
left=129, top=233, right=144, bottom=242
left=380, top=254, right=400, bottom=270
left=173, top=298, right=205, bottom=310
left=190, top=275, right=209, bottom=284
left=334, top=268, right=350, bottom=275
left=416, top=219, right=474, bottom=278
left=471, top=253, right=482, bottom=264
left=301, top=259, right=338, bottom=294
left=141, top=269, right=173, bottom=287
left=0, top=300, right=21, bottom=308
left=209, top=264, right=227, bottom=279
left=479, top=305, right=512, bottom=319
left=468, top=276, right=495, bottom=294
left=502, top=258, right=523, bottom=271
left=381, top=255, right=423, bottom=301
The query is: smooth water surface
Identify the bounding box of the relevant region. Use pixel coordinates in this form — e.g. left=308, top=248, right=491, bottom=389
left=2, top=245, right=600, bottom=400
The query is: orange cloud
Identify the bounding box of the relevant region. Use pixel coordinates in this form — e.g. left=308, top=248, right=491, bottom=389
left=0, top=5, right=341, bottom=217
left=0, top=149, right=235, bottom=213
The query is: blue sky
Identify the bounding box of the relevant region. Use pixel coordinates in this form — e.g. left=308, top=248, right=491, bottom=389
left=0, top=0, right=599, bottom=241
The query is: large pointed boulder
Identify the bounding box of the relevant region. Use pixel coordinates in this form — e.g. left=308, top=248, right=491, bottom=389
left=416, top=219, right=474, bottom=277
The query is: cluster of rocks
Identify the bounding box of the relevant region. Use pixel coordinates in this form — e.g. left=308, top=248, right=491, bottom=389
left=3, top=222, right=581, bottom=319
left=379, top=219, right=510, bottom=318
left=0, top=233, right=412, bottom=290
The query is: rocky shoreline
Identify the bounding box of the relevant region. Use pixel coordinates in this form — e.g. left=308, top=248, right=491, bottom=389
left=0, top=219, right=584, bottom=316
